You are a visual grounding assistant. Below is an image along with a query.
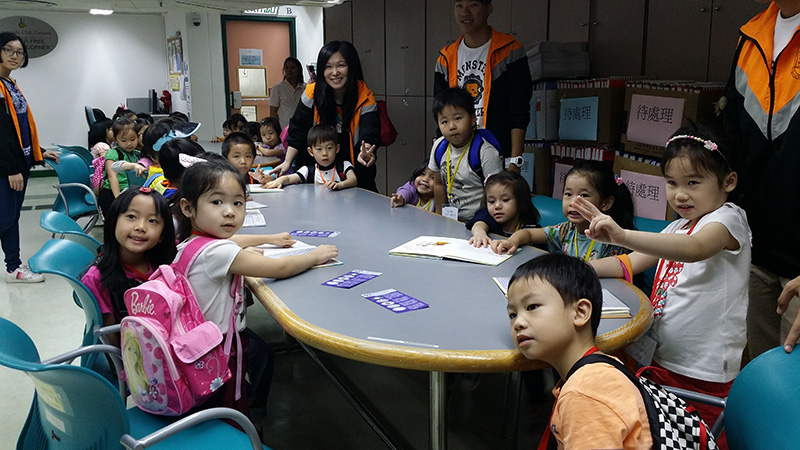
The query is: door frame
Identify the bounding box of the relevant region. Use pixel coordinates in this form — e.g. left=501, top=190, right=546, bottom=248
left=221, top=15, right=298, bottom=113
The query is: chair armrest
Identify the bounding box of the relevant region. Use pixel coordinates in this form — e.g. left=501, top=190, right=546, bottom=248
left=53, top=182, right=99, bottom=217
left=119, top=407, right=262, bottom=450
left=663, top=385, right=726, bottom=438
left=42, top=343, right=121, bottom=365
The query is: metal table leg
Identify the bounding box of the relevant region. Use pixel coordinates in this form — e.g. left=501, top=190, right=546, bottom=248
left=430, top=371, right=447, bottom=450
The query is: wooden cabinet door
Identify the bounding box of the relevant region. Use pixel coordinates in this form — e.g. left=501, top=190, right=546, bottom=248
left=549, top=0, right=591, bottom=43
left=707, top=0, right=768, bottom=81
left=386, top=0, right=426, bottom=96
left=323, top=2, right=352, bottom=44
left=385, top=96, right=427, bottom=196
left=510, top=0, right=548, bottom=48
left=426, top=0, right=459, bottom=96
left=646, top=0, right=713, bottom=80
left=590, top=0, right=646, bottom=76
left=352, top=0, right=386, bottom=96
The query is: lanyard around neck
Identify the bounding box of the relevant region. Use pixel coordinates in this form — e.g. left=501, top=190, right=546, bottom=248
left=446, top=139, right=470, bottom=198
left=416, top=197, right=432, bottom=210
left=572, top=227, right=596, bottom=261
left=317, top=165, right=335, bottom=184
left=649, top=218, right=702, bottom=316
left=119, top=260, right=151, bottom=282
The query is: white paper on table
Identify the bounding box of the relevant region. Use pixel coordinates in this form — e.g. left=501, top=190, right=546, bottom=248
left=246, top=200, right=268, bottom=210
left=242, top=210, right=266, bottom=227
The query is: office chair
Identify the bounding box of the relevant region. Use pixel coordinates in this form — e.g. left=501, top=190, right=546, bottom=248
left=0, top=317, right=268, bottom=450
left=44, top=152, right=102, bottom=232
left=531, top=195, right=566, bottom=227
left=39, top=210, right=101, bottom=256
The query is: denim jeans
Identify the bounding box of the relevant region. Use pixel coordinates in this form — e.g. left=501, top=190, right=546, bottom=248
left=0, top=174, right=27, bottom=272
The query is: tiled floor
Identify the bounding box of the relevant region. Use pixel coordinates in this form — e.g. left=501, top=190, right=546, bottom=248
left=0, top=173, right=553, bottom=450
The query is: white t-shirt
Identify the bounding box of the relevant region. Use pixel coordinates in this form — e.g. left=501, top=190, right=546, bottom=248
left=176, top=238, right=246, bottom=333
left=457, top=39, right=490, bottom=127
left=269, top=79, right=306, bottom=130
left=774, top=10, right=800, bottom=61
left=428, top=135, right=503, bottom=222
left=296, top=161, right=354, bottom=184
left=651, top=203, right=751, bottom=383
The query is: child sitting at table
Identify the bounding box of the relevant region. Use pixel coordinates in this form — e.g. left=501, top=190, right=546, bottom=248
left=492, top=161, right=634, bottom=260
left=507, top=253, right=652, bottom=449
left=390, top=162, right=437, bottom=211
left=210, top=118, right=233, bottom=143
left=222, top=131, right=261, bottom=184
left=263, top=124, right=357, bottom=191
left=428, top=87, right=503, bottom=222
left=466, top=171, right=540, bottom=247
left=256, top=116, right=285, bottom=159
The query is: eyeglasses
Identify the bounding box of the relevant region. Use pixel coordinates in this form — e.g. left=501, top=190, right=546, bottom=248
left=1, top=47, right=24, bottom=58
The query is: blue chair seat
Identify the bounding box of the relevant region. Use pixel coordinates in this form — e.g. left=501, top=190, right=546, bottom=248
left=128, top=408, right=271, bottom=449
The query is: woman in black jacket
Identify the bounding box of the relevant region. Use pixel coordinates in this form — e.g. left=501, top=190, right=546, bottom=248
left=0, top=32, right=59, bottom=282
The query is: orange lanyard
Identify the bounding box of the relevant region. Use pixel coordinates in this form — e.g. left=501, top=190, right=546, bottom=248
left=317, top=166, right=335, bottom=184
left=119, top=260, right=151, bottom=282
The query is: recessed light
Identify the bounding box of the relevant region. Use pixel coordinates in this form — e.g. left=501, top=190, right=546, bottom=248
left=89, top=9, right=113, bottom=15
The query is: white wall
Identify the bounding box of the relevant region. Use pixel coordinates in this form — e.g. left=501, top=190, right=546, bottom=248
left=0, top=11, right=167, bottom=147
left=0, top=6, right=324, bottom=144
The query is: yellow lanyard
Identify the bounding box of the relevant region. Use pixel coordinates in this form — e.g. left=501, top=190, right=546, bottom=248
left=445, top=140, right=469, bottom=199
left=417, top=197, right=432, bottom=211
left=573, top=228, right=596, bottom=261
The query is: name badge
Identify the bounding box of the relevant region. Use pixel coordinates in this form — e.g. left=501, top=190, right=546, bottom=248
left=441, top=205, right=459, bottom=221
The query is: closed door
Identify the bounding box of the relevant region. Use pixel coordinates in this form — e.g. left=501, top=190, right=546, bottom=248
left=223, top=17, right=294, bottom=121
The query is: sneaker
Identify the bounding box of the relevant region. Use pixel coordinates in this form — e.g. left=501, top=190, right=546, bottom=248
left=6, top=265, right=45, bottom=283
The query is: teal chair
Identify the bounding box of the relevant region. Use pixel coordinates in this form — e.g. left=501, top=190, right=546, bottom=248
left=28, top=239, right=104, bottom=370
left=126, top=170, right=147, bottom=187
left=45, top=152, right=101, bottom=232
left=39, top=211, right=101, bottom=256
left=724, top=347, right=800, bottom=449
left=0, top=317, right=267, bottom=450
left=55, top=144, right=93, bottom=167
left=532, top=195, right=566, bottom=227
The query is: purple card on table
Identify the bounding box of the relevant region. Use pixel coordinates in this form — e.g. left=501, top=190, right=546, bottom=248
left=291, top=230, right=340, bottom=238
left=322, top=270, right=382, bottom=289
left=361, top=289, right=429, bottom=313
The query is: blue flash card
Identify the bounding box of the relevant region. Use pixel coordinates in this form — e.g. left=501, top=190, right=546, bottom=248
left=361, top=289, right=429, bottom=313
left=322, top=270, right=382, bottom=289
left=291, top=230, right=341, bottom=238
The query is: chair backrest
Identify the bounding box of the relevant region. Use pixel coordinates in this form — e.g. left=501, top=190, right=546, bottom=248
left=532, top=195, right=566, bottom=228
left=725, top=347, right=800, bottom=450
left=39, top=211, right=102, bottom=255
left=57, top=145, right=94, bottom=167
left=45, top=153, right=100, bottom=230
left=0, top=317, right=130, bottom=450
left=28, top=239, right=103, bottom=368
left=126, top=170, right=147, bottom=187
left=47, top=151, right=92, bottom=186
left=85, top=105, right=96, bottom=127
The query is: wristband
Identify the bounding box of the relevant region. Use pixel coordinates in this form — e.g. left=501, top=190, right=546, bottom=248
left=614, top=254, right=633, bottom=283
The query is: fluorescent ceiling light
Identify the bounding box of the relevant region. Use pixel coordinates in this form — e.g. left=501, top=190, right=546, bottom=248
left=89, top=9, right=113, bottom=15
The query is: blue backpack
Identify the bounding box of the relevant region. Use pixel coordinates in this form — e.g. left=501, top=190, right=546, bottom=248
left=432, top=128, right=502, bottom=180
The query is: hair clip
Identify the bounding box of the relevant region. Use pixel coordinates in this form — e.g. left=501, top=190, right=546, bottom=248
left=483, top=170, right=501, bottom=186
left=139, top=187, right=152, bottom=193
left=152, top=130, right=176, bottom=152
left=615, top=176, right=624, bottom=186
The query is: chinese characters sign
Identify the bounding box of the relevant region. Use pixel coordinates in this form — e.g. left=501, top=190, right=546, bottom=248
left=620, top=170, right=667, bottom=220
left=559, top=96, right=598, bottom=141
left=626, top=94, right=685, bottom=147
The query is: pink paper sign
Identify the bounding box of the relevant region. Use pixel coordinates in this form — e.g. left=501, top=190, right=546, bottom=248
left=620, top=170, right=667, bottom=220
left=552, top=162, right=573, bottom=199
left=626, top=94, right=685, bottom=147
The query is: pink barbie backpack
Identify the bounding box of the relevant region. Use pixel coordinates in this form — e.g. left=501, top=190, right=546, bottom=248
left=120, top=237, right=243, bottom=416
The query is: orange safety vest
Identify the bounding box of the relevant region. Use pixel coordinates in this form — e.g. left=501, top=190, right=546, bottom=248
left=0, top=76, right=43, bottom=165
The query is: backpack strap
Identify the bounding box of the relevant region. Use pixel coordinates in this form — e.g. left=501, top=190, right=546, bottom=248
left=433, top=137, right=449, bottom=170
left=471, top=129, right=503, bottom=179
left=144, top=172, right=162, bottom=188
left=173, top=236, right=216, bottom=274
left=565, top=353, right=662, bottom=449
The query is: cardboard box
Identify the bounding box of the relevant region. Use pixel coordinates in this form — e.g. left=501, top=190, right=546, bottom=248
left=527, top=83, right=559, bottom=141
left=556, top=86, right=627, bottom=146
left=613, top=154, right=676, bottom=220
left=622, top=84, right=725, bottom=158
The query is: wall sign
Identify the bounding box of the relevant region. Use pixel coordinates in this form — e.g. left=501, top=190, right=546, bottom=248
left=0, top=16, right=58, bottom=58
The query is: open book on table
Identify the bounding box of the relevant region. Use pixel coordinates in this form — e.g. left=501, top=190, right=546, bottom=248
left=259, top=240, right=342, bottom=268
left=492, top=276, right=631, bottom=319
left=389, top=236, right=516, bottom=266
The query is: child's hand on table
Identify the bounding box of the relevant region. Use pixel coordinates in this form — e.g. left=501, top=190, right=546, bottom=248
left=311, top=244, right=338, bottom=265
left=390, top=193, right=406, bottom=207
left=491, top=239, right=517, bottom=255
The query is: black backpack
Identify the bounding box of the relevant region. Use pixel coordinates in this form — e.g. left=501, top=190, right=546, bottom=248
left=564, top=354, right=719, bottom=450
